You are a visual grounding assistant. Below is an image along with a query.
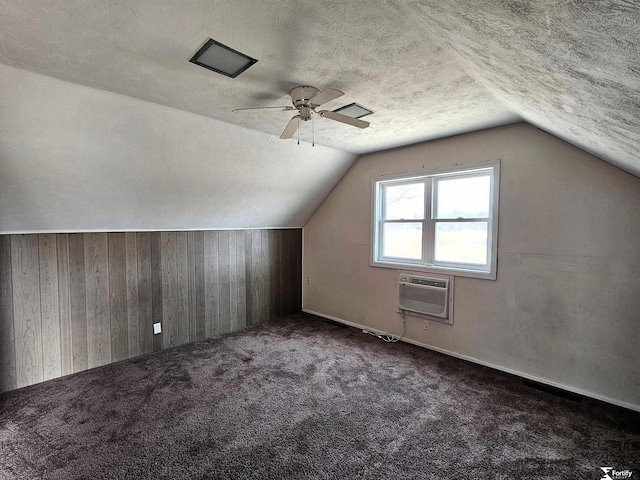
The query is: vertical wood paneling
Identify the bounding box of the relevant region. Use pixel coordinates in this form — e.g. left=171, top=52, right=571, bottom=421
left=294, top=229, right=302, bottom=311
left=261, top=230, right=271, bottom=324
left=270, top=230, right=279, bottom=318
left=277, top=230, right=286, bottom=317
left=204, top=231, right=219, bottom=337
left=125, top=233, right=139, bottom=358
left=0, top=235, right=16, bottom=392
left=85, top=233, right=111, bottom=368
left=56, top=234, right=73, bottom=376
left=150, top=232, right=163, bottom=352
left=245, top=231, right=254, bottom=326
left=161, top=232, right=178, bottom=349
left=218, top=231, right=231, bottom=335
left=187, top=232, right=196, bottom=342
left=250, top=230, right=262, bottom=325
left=235, top=230, right=247, bottom=331
left=271, top=230, right=279, bottom=317
left=68, top=234, right=87, bottom=373
left=289, top=230, right=299, bottom=313
left=108, top=233, right=128, bottom=362
left=0, top=229, right=301, bottom=393
left=292, top=229, right=299, bottom=313
left=285, top=230, right=293, bottom=315
left=284, top=230, right=292, bottom=315
left=11, top=235, right=43, bottom=388
left=228, top=231, right=238, bottom=332
left=38, top=234, right=61, bottom=381
left=286, top=229, right=297, bottom=315
left=136, top=232, right=153, bottom=355
left=176, top=232, right=189, bottom=346
left=193, top=231, right=205, bottom=341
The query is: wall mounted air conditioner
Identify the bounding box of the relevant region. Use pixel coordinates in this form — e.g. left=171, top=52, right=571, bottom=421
left=398, top=273, right=452, bottom=323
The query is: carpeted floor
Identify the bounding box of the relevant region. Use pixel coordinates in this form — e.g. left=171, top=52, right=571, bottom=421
left=0, top=312, right=638, bottom=479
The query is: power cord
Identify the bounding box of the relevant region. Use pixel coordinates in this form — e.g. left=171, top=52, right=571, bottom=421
left=361, top=311, right=406, bottom=343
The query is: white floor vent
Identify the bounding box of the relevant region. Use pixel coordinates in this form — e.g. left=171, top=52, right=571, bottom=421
left=398, top=273, right=453, bottom=323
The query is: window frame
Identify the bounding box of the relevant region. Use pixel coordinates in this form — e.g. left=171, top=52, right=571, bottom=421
left=371, top=160, right=500, bottom=280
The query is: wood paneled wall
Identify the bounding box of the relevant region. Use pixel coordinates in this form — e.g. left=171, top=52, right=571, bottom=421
left=0, top=229, right=302, bottom=393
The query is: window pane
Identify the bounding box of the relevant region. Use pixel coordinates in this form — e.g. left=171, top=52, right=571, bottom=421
left=434, top=222, right=488, bottom=265
left=435, top=175, right=490, bottom=219
left=382, top=222, right=422, bottom=259
left=384, top=183, right=424, bottom=220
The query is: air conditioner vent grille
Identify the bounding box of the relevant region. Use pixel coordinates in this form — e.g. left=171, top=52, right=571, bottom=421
left=398, top=274, right=450, bottom=320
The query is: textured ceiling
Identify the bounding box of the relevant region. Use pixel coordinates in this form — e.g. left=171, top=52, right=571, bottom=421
left=0, top=0, right=637, bottom=175
left=402, top=0, right=640, bottom=176
left=0, top=0, right=517, bottom=155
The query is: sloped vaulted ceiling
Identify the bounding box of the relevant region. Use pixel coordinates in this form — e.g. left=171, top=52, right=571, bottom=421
left=0, top=1, right=638, bottom=232
left=400, top=0, right=640, bottom=177
left=0, top=1, right=520, bottom=154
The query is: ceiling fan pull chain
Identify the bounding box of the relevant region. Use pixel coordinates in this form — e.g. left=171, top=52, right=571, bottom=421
left=312, top=115, right=315, bottom=147
left=297, top=117, right=300, bottom=145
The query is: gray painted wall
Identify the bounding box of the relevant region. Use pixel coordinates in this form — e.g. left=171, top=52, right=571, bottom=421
left=303, top=124, right=640, bottom=410
left=0, top=64, right=356, bottom=233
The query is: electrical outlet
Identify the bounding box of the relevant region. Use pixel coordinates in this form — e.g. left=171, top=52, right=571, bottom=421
left=306, top=276, right=311, bottom=285
left=423, top=320, right=430, bottom=331
left=153, top=323, right=162, bottom=335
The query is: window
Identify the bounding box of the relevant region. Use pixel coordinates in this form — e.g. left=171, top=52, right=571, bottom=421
left=371, top=160, right=499, bottom=279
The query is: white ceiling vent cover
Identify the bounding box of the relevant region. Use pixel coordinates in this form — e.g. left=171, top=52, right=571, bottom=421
left=398, top=273, right=451, bottom=322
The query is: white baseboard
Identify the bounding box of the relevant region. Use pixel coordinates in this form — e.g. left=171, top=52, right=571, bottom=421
left=301, top=308, right=640, bottom=413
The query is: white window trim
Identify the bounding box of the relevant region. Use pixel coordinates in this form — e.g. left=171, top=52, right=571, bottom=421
left=370, top=159, right=500, bottom=280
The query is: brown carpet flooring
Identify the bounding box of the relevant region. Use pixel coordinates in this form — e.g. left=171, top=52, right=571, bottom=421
left=0, top=312, right=638, bottom=479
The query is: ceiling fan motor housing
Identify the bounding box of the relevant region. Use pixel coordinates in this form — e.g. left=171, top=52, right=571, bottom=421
left=290, top=86, right=320, bottom=118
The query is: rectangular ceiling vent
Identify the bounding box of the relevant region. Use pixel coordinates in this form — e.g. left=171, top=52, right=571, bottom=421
left=398, top=273, right=450, bottom=321
left=189, top=38, right=257, bottom=78
left=332, top=102, right=374, bottom=118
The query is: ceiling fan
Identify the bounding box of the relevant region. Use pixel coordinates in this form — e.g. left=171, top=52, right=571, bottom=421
left=232, top=86, right=370, bottom=141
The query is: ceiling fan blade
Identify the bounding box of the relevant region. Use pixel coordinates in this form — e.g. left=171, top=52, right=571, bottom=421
left=233, top=106, right=295, bottom=112
left=319, top=110, right=370, bottom=129
left=310, top=88, right=344, bottom=106
left=280, top=115, right=301, bottom=139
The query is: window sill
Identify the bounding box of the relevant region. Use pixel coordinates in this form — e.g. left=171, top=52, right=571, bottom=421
left=370, top=259, right=496, bottom=280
